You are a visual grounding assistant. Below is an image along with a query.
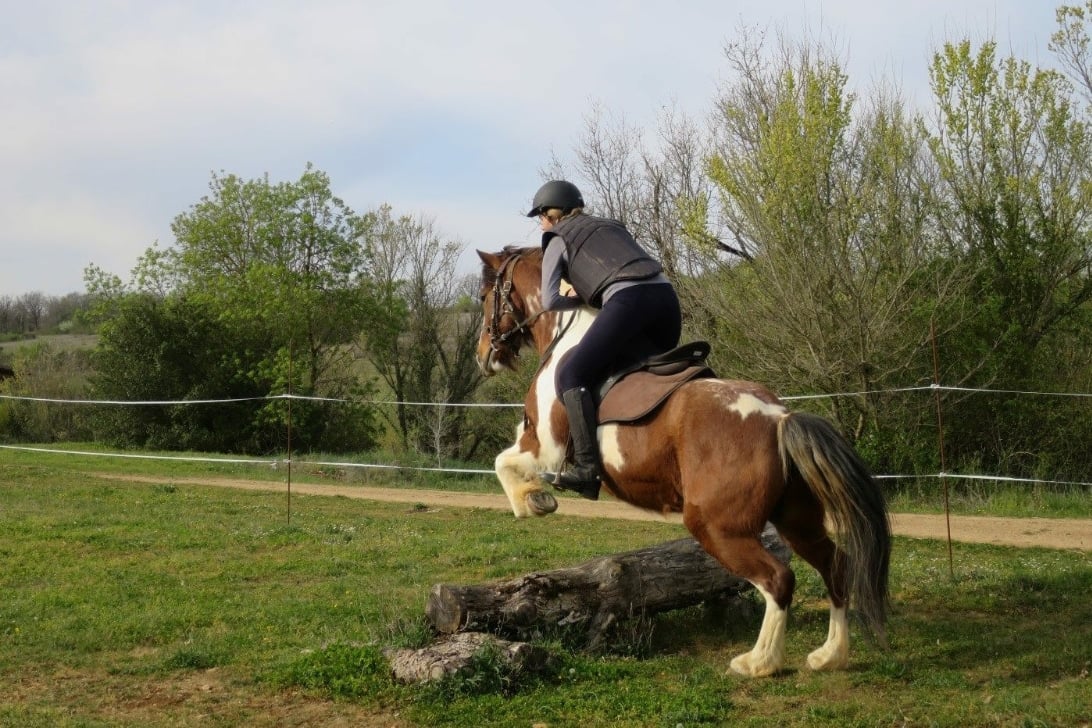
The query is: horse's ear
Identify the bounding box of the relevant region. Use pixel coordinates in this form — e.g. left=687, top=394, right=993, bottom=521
left=477, top=249, right=501, bottom=270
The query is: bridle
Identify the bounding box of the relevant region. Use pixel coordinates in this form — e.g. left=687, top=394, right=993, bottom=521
left=484, top=253, right=546, bottom=355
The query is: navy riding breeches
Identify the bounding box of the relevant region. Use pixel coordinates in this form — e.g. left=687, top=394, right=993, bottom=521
left=556, top=283, right=681, bottom=394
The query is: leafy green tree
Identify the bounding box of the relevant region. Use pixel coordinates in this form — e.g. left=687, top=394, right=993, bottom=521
left=689, top=32, right=960, bottom=457
left=88, top=292, right=273, bottom=451
left=925, top=38, right=1092, bottom=478
left=87, top=166, right=380, bottom=454
left=170, top=165, right=369, bottom=391
left=927, top=40, right=1092, bottom=362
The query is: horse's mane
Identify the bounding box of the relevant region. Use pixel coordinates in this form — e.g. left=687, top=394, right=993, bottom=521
left=480, top=245, right=541, bottom=288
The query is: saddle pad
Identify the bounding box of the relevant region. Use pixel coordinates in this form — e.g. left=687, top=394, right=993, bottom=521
left=597, top=365, right=714, bottom=424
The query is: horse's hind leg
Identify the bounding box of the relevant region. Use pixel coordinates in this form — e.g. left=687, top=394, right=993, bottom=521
left=687, top=514, right=795, bottom=677
left=774, top=507, right=850, bottom=671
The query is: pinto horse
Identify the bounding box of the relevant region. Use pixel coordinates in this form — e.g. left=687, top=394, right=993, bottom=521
left=475, top=245, right=891, bottom=677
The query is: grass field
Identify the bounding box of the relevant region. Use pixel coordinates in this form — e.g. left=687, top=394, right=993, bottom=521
left=1, top=455, right=1089, bottom=727
left=0, top=333, right=97, bottom=356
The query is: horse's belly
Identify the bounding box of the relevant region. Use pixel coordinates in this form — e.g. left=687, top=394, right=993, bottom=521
left=600, top=424, right=684, bottom=511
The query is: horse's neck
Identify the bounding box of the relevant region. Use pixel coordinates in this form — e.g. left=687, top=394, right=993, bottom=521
left=532, top=306, right=597, bottom=371
left=520, top=268, right=598, bottom=360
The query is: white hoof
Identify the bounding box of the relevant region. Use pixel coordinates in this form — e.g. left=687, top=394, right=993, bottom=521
left=729, top=650, right=782, bottom=678
left=806, top=644, right=849, bottom=671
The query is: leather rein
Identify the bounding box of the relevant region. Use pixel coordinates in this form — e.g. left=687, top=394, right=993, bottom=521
left=485, top=253, right=547, bottom=354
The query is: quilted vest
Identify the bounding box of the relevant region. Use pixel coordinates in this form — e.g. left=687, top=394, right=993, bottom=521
left=543, top=215, right=663, bottom=307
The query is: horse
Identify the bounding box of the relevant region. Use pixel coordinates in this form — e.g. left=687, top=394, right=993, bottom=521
left=475, top=245, right=892, bottom=677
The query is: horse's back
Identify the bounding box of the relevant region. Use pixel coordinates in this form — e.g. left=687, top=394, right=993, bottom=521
left=604, top=377, right=788, bottom=518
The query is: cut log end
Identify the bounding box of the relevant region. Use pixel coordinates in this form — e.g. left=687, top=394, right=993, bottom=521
left=426, top=583, right=467, bottom=634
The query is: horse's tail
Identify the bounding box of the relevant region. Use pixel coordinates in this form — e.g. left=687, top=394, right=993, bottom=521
left=778, top=412, right=892, bottom=641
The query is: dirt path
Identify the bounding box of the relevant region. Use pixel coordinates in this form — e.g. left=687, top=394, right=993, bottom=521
left=91, top=472, right=1091, bottom=551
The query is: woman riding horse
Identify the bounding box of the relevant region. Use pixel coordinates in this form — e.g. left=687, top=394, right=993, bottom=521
left=528, top=180, right=682, bottom=500
left=476, top=243, right=891, bottom=678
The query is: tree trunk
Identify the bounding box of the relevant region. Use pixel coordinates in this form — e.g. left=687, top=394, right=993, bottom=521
left=426, top=525, right=789, bottom=648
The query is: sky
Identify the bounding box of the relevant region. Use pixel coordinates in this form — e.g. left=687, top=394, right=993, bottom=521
left=0, top=0, right=1063, bottom=297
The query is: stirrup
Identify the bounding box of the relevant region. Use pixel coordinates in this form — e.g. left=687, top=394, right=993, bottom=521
left=541, top=468, right=600, bottom=500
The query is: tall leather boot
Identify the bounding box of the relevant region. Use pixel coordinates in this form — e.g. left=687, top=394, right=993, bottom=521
left=541, top=387, right=601, bottom=500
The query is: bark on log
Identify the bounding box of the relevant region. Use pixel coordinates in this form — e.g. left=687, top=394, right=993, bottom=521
left=426, top=525, right=789, bottom=648
left=385, top=632, right=550, bottom=684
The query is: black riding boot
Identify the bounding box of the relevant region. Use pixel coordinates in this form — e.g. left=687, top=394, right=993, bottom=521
left=542, top=387, right=601, bottom=500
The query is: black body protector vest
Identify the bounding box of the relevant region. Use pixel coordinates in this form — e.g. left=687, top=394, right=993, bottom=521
left=543, top=215, right=663, bottom=308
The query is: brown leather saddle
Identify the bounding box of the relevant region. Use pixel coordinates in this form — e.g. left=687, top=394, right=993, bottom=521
left=589, top=341, right=715, bottom=424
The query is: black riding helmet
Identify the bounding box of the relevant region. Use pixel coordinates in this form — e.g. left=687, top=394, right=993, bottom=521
left=526, top=180, right=585, bottom=217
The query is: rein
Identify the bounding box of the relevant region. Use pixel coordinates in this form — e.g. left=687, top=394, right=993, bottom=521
left=536, top=310, right=576, bottom=376
left=486, top=253, right=546, bottom=353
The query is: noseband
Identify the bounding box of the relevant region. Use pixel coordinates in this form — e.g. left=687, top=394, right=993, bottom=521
left=485, top=254, right=544, bottom=354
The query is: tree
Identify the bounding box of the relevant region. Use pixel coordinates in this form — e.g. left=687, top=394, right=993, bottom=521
left=16, top=293, right=47, bottom=332
left=690, top=31, right=961, bottom=453
left=88, top=166, right=380, bottom=453
left=550, top=103, right=722, bottom=298
left=1051, top=1, right=1092, bottom=102
left=927, top=40, right=1092, bottom=362
left=0, top=296, right=15, bottom=334
left=357, top=206, right=482, bottom=459
left=925, top=36, right=1092, bottom=478
left=170, top=165, right=370, bottom=389
left=88, top=292, right=275, bottom=452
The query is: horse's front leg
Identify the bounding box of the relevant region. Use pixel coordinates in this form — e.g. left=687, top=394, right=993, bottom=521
left=494, top=433, right=557, bottom=518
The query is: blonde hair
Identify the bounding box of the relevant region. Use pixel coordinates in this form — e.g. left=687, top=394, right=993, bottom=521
left=543, top=207, right=584, bottom=224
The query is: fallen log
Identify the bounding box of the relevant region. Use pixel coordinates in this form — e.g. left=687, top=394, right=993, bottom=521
left=426, top=525, right=789, bottom=648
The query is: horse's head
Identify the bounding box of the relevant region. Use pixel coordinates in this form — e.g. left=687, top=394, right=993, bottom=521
left=475, top=246, right=543, bottom=376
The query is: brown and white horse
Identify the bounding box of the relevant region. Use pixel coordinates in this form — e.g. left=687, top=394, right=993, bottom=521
left=475, top=245, right=891, bottom=677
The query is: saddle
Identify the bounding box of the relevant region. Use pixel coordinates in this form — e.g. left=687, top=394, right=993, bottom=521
left=593, top=341, right=715, bottom=424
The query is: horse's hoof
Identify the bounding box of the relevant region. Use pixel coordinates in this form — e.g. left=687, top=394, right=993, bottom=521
left=730, top=651, right=780, bottom=678
left=806, top=646, right=849, bottom=671
left=526, top=490, right=558, bottom=516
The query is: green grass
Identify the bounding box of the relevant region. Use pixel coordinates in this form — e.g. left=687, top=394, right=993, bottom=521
left=0, top=332, right=97, bottom=354
left=1, top=458, right=1089, bottom=727
left=0, top=441, right=504, bottom=493
left=885, top=477, right=1091, bottom=518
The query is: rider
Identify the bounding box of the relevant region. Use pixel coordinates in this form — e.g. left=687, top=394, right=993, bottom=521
left=528, top=180, right=682, bottom=500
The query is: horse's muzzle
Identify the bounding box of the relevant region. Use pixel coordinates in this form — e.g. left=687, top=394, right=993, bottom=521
left=476, top=347, right=498, bottom=377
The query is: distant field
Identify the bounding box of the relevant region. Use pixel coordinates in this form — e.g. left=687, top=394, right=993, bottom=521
left=0, top=333, right=98, bottom=358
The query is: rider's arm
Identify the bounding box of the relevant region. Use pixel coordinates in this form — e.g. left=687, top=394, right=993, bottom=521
left=541, top=236, right=582, bottom=311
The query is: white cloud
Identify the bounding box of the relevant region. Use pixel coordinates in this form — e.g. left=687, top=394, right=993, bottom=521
left=0, top=0, right=1064, bottom=297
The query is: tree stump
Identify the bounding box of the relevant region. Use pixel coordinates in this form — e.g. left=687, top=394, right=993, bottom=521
left=384, top=632, right=551, bottom=684
left=426, top=525, right=789, bottom=648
